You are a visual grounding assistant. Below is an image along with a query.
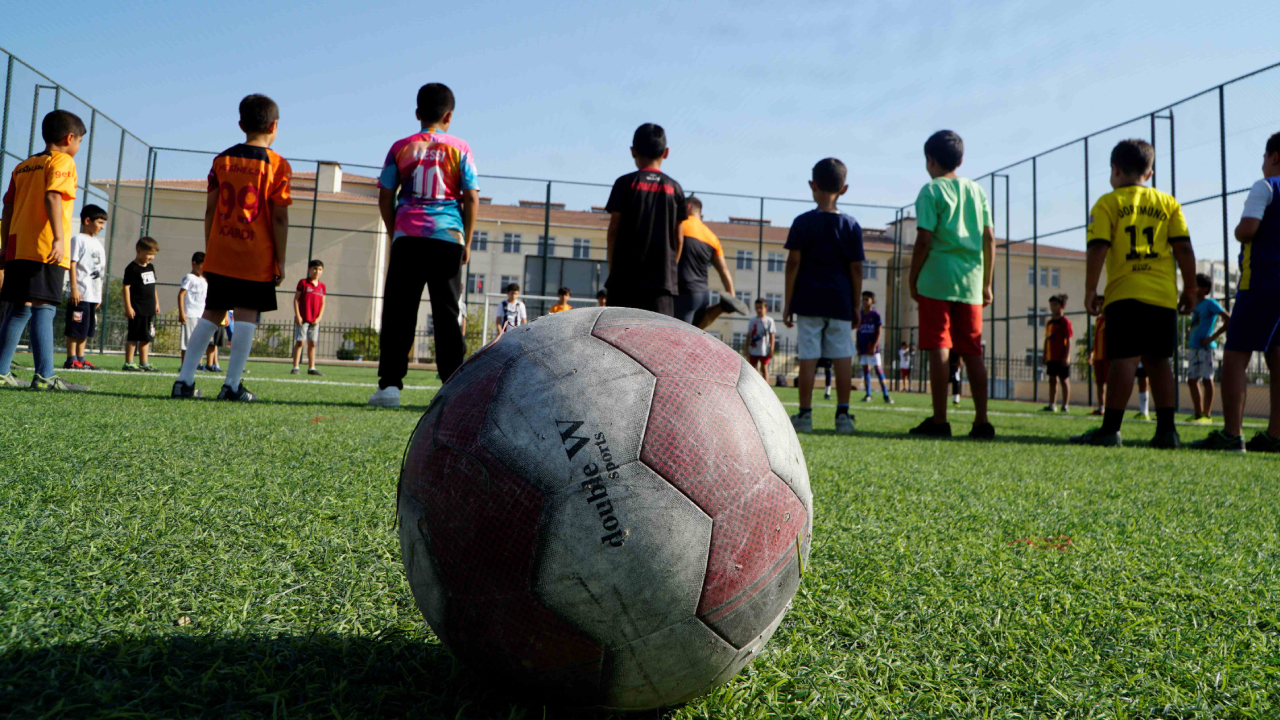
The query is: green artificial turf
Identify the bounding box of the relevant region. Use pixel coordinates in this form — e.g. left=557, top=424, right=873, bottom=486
left=1, top=355, right=1278, bottom=718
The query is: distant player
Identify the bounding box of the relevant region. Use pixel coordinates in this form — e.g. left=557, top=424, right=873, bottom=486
left=122, top=237, right=161, bottom=372
left=1089, top=294, right=1107, bottom=415
left=0, top=110, right=90, bottom=391
left=745, top=298, right=775, bottom=379
left=368, top=83, right=479, bottom=408
left=908, top=130, right=995, bottom=438
left=604, top=123, right=687, bottom=316
left=1041, top=294, right=1073, bottom=412
left=596, top=288, right=607, bottom=307
left=896, top=341, right=913, bottom=392
left=1192, top=132, right=1280, bottom=452
left=496, top=283, right=527, bottom=333
left=172, top=94, right=293, bottom=401
left=291, top=259, right=326, bottom=376
left=783, top=157, right=865, bottom=435
left=674, top=196, right=747, bottom=327
left=1184, top=273, right=1228, bottom=423
left=549, top=286, right=572, bottom=313
left=816, top=358, right=835, bottom=400
left=1071, top=139, right=1197, bottom=447
left=948, top=352, right=962, bottom=405
left=177, top=251, right=208, bottom=367
left=63, top=203, right=108, bottom=371
left=857, top=291, right=891, bottom=403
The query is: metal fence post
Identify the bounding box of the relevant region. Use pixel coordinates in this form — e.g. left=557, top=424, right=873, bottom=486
left=1032, top=157, right=1039, bottom=403
left=756, top=196, right=764, bottom=300
left=99, top=129, right=127, bottom=354
left=0, top=55, right=13, bottom=182
left=1219, top=85, right=1230, bottom=310
left=542, top=181, right=552, bottom=297
left=81, top=109, right=96, bottom=209
left=1083, top=138, right=1092, bottom=407
left=307, top=160, right=320, bottom=264
left=989, top=175, right=997, bottom=397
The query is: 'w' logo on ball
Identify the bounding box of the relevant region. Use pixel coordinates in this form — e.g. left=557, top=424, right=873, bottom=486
left=556, top=420, right=590, bottom=460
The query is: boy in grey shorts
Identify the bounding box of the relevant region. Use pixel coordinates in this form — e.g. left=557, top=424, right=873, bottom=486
left=782, top=157, right=866, bottom=434
left=291, top=259, right=326, bottom=375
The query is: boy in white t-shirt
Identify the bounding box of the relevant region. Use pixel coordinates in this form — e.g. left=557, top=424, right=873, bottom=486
left=745, top=298, right=776, bottom=379
left=178, top=252, right=209, bottom=365
left=496, top=282, right=526, bottom=335
left=896, top=341, right=913, bottom=392
left=62, top=204, right=108, bottom=370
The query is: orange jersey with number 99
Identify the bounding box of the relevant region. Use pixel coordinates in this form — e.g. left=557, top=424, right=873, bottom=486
left=204, top=144, right=292, bottom=282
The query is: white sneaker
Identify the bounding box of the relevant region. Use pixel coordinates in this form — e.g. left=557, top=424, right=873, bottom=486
left=368, top=386, right=401, bottom=408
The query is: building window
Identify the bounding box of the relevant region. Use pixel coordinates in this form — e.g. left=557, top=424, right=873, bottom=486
left=1028, top=266, right=1035, bottom=286
left=500, top=275, right=519, bottom=292
left=766, top=252, right=785, bottom=273
left=1040, top=266, right=1049, bottom=287
left=471, top=230, right=488, bottom=252
left=1025, top=348, right=1037, bottom=366
left=537, top=235, right=556, bottom=256
left=1027, top=307, right=1037, bottom=327
left=502, top=233, right=522, bottom=254
left=572, top=238, right=591, bottom=259
left=1039, top=308, right=1048, bottom=326
left=709, top=290, right=721, bottom=306
left=764, top=293, right=783, bottom=313
left=736, top=250, right=754, bottom=271
left=863, top=260, right=878, bottom=280
left=736, top=291, right=752, bottom=306
left=1051, top=268, right=1060, bottom=288
left=467, top=273, right=485, bottom=294
left=732, top=332, right=747, bottom=351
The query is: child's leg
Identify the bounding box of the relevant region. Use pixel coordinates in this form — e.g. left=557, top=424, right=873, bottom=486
left=1061, top=377, right=1070, bottom=408
left=292, top=340, right=303, bottom=368
left=1143, top=355, right=1177, bottom=434
left=1048, top=375, right=1058, bottom=405
left=961, top=353, right=989, bottom=425
left=797, top=358, right=818, bottom=410
left=178, top=310, right=226, bottom=384
left=307, top=340, right=317, bottom=369
left=0, top=304, right=33, bottom=375
left=1201, top=378, right=1214, bottom=417
left=224, top=307, right=259, bottom=389
left=139, top=341, right=150, bottom=365
left=876, top=365, right=889, bottom=396
left=928, top=348, right=950, bottom=422
left=29, top=303, right=56, bottom=378
left=862, top=364, right=871, bottom=396
left=1220, top=350, right=1250, bottom=436
left=824, top=366, right=832, bottom=390
left=124, top=340, right=136, bottom=364
left=833, top=357, right=853, bottom=407
left=1188, top=377, right=1203, bottom=416
left=66, top=335, right=77, bottom=362
left=1096, top=373, right=1106, bottom=409
left=1101, top=357, right=1140, bottom=435
left=1267, top=347, right=1280, bottom=439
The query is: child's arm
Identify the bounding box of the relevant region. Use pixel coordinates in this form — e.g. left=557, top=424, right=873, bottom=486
left=675, top=221, right=685, bottom=263
left=44, top=191, right=67, bottom=265
left=316, top=293, right=326, bottom=324
left=1171, top=241, right=1197, bottom=314
left=460, top=189, right=479, bottom=265
left=848, top=261, right=863, bottom=330
left=606, top=213, right=621, bottom=271
left=982, top=226, right=995, bottom=306
left=204, top=188, right=218, bottom=248
left=908, top=230, right=932, bottom=302
left=378, top=188, right=397, bottom=241
left=0, top=197, right=11, bottom=271
left=782, top=250, right=800, bottom=328
left=293, top=288, right=304, bottom=325
left=1206, top=309, right=1231, bottom=346
left=768, top=330, right=775, bottom=357
left=874, top=325, right=882, bottom=354
left=123, top=285, right=135, bottom=319
left=178, top=288, right=188, bottom=324
left=271, top=205, right=289, bottom=287
left=69, top=263, right=80, bottom=306
left=1084, top=244, right=1107, bottom=316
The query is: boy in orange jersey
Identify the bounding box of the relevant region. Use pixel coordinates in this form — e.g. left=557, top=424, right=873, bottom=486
left=549, top=286, right=573, bottom=313
left=172, top=94, right=291, bottom=400
left=0, top=110, right=90, bottom=391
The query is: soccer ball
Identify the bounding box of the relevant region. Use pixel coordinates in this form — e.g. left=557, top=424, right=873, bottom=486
left=397, top=307, right=812, bottom=710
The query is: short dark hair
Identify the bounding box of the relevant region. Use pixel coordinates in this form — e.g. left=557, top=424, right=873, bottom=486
left=192, top=251, right=206, bottom=263
left=80, top=204, right=107, bottom=222
left=632, top=123, right=667, bottom=159
left=1110, top=139, right=1155, bottom=176
left=416, top=83, right=455, bottom=125
left=812, top=158, right=847, bottom=193
left=506, top=282, right=520, bottom=293
left=239, top=94, right=280, bottom=135
left=309, top=259, right=324, bottom=269
left=557, top=286, right=571, bottom=296
left=42, top=110, right=87, bottom=144
left=754, top=298, right=766, bottom=305
left=596, top=289, right=608, bottom=299
left=862, top=290, right=875, bottom=300
left=1196, top=272, right=1212, bottom=288
left=137, top=237, right=159, bottom=252
left=1266, top=132, right=1280, bottom=157
left=686, top=196, right=703, bottom=214
left=924, top=130, right=964, bottom=171
left=1049, top=294, right=1063, bottom=306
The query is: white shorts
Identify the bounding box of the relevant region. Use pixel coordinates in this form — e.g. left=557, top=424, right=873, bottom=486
left=294, top=322, right=320, bottom=342
left=859, top=353, right=882, bottom=368
left=1186, top=347, right=1215, bottom=380
left=796, top=316, right=854, bottom=360
left=179, top=316, right=200, bottom=350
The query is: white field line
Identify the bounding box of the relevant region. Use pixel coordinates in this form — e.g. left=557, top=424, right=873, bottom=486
left=52, top=367, right=440, bottom=391
left=778, top=399, right=1269, bottom=429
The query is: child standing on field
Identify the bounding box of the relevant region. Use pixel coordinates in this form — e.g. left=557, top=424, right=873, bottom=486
left=178, top=251, right=208, bottom=366
left=496, top=283, right=526, bottom=333
left=745, top=297, right=775, bottom=380
left=1042, top=294, right=1073, bottom=413
left=1071, top=138, right=1197, bottom=448
left=172, top=94, right=293, bottom=401
left=1090, top=294, right=1107, bottom=415
left=64, top=203, right=108, bottom=371
left=122, top=237, right=161, bottom=373
left=908, top=130, right=995, bottom=439
left=550, top=286, right=572, bottom=314
left=783, top=157, right=865, bottom=435
left=1184, top=273, right=1228, bottom=423
left=857, top=290, right=892, bottom=403
left=896, top=341, right=913, bottom=392
left=292, top=259, right=326, bottom=376
left=0, top=110, right=90, bottom=391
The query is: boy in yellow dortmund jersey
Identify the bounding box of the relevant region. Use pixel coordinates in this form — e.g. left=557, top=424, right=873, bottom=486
left=1071, top=139, right=1196, bottom=448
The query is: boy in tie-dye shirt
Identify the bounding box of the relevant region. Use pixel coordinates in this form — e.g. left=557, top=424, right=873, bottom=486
left=369, top=83, right=480, bottom=408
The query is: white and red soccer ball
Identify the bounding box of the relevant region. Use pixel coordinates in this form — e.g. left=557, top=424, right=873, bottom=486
left=398, top=307, right=812, bottom=710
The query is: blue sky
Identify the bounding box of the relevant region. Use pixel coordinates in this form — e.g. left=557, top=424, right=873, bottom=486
left=5, top=0, right=1280, bottom=254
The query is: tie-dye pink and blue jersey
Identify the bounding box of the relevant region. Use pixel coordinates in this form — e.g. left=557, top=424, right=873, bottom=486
left=377, top=130, right=479, bottom=243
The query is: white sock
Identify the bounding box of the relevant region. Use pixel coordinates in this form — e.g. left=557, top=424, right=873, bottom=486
left=178, top=319, right=219, bottom=384
left=225, top=320, right=255, bottom=389
left=1139, top=391, right=1149, bottom=414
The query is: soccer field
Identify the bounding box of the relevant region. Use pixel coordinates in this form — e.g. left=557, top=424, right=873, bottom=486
left=2, top=358, right=1277, bottom=719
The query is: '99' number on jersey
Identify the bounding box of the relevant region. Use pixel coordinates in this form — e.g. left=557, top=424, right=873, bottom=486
left=218, top=181, right=261, bottom=224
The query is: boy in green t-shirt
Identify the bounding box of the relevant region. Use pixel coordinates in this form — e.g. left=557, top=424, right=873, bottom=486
left=907, top=130, right=995, bottom=439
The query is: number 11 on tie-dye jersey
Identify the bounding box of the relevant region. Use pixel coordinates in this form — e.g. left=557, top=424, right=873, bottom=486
left=377, top=131, right=480, bottom=243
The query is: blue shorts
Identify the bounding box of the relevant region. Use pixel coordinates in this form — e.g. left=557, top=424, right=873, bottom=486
left=1224, top=290, right=1280, bottom=353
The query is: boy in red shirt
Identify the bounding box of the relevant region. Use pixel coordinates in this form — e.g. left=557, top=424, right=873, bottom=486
left=291, top=259, right=326, bottom=375
left=1042, top=294, right=1074, bottom=412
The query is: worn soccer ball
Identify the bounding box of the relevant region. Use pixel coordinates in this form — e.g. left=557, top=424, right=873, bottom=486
left=397, top=307, right=811, bottom=710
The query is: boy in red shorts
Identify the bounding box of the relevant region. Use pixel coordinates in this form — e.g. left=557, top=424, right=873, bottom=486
left=907, top=130, right=995, bottom=438
left=1089, top=294, right=1107, bottom=415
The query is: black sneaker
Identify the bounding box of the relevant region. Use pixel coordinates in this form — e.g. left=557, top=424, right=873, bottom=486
left=718, top=294, right=751, bottom=316
left=1149, top=428, right=1181, bottom=449
left=62, top=358, right=76, bottom=369
left=1069, top=428, right=1122, bottom=447
left=307, top=367, right=324, bottom=376
left=909, top=418, right=951, bottom=437
left=216, top=383, right=256, bottom=402
left=968, top=421, right=995, bottom=439
left=171, top=380, right=202, bottom=399
left=139, top=363, right=159, bottom=373
left=1188, top=430, right=1245, bottom=452
left=1246, top=432, right=1280, bottom=453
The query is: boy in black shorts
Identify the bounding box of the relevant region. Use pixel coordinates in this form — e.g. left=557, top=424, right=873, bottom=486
left=122, top=237, right=161, bottom=372
left=1041, top=294, right=1073, bottom=412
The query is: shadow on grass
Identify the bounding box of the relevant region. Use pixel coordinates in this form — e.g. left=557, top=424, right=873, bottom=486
left=0, top=632, right=673, bottom=720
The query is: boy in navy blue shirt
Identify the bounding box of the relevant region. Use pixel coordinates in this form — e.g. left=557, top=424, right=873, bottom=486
left=783, top=158, right=865, bottom=434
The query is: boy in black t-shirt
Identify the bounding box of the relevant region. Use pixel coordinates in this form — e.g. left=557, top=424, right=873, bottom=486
left=604, top=123, right=688, bottom=316
left=122, top=236, right=161, bottom=372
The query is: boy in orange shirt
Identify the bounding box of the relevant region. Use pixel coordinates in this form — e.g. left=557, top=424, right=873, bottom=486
left=172, top=94, right=291, bottom=400
left=550, top=286, right=572, bottom=313
left=0, top=110, right=90, bottom=391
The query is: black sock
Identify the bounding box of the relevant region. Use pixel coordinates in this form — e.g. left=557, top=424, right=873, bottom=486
left=798, top=407, right=812, bottom=417
left=1101, top=408, right=1124, bottom=434
left=1156, top=408, right=1175, bottom=434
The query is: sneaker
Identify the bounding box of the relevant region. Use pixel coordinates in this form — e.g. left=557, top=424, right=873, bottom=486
left=1149, top=428, right=1181, bottom=449
left=1090, top=408, right=1103, bottom=416
left=210, top=365, right=222, bottom=373
left=1189, top=429, right=1245, bottom=452
left=290, top=367, right=300, bottom=375
left=62, top=358, right=77, bottom=369
left=789, top=411, right=813, bottom=433
left=834, top=413, right=856, bottom=435
left=368, top=385, right=401, bottom=408
left=31, top=374, right=89, bottom=392
left=969, top=421, right=995, bottom=439
left=197, top=364, right=207, bottom=372
left=883, top=395, right=894, bottom=405
left=81, top=360, right=99, bottom=371
left=1191, top=415, right=1214, bottom=425
left=139, top=363, right=159, bottom=373
left=0, top=372, right=24, bottom=387
left=952, top=396, right=961, bottom=405
left=216, top=383, right=256, bottom=402
left=1246, top=432, right=1280, bottom=453
left=1069, top=428, right=1122, bottom=446
left=1041, top=405, right=1057, bottom=412
left=909, top=418, right=951, bottom=437
left=718, top=294, right=751, bottom=316
left=122, top=363, right=141, bottom=372
left=170, top=380, right=202, bottom=399
left=861, top=395, right=872, bottom=403
left=1059, top=406, right=1069, bottom=414
left=823, top=388, right=831, bottom=400
left=307, top=368, right=324, bottom=376
left=1132, top=411, right=1150, bottom=421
